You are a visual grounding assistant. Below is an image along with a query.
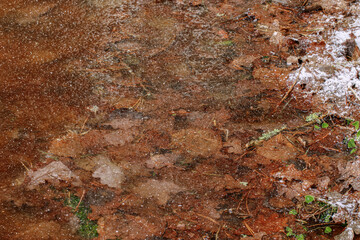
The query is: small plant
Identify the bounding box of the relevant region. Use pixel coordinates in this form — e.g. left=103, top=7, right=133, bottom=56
left=288, top=197, right=337, bottom=239
left=289, top=209, right=298, bottom=215
left=347, top=138, right=357, bottom=154
left=296, top=234, right=305, bottom=240
left=318, top=201, right=338, bottom=223
left=305, top=112, right=328, bottom=130
left=305, top=195, right=315, bottom=204
left=321, top=122, right=329, bottom=128
left=345, top=120, right=360, bottom=154
left=261, top=56, right=270, bottom=63
left=65, top=194, right=98, bottom=239
left=324, top=226, right=332, bottom=234
left=286, top=227, right=305, bottom=239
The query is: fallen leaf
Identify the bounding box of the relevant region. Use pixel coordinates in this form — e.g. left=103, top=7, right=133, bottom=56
left=92, top=158, right=125, bottom=188
left=133, top=179, right=185, bottom=205
left=27, top=161, right=81, bottom=189
left=48, top=134, right=84, bottom=158
left=257, top=134, right=299, bottom=162
left=172, top=128, right=222, bottom=157
left=103, top=130, right=136, bottom=146
left=145, top=153, right=181, bottom=169
left=229, top=55, right=258, bottom=70
left=338, top=159, right=360, bottom=191
left=268, top=196, right=295, bottom=209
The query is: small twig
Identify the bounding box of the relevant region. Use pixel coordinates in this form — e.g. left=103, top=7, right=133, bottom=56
left=80, top=116, right=89, bottom=134
left=349, top=87, right=360, bottom=102
left=307, top=222, right=342, bottom=229
left=272, top=80, right=298, bottom=115
left=245, top=191, right=252, bottom=216
left=272, top=65, right=304, bottom=115
left=74, top=190, right=86, bottom=212
left=281, top=96, right=294, bottom=111
left=224, top=231, right=233, bottom=239
left=307, top=206, right=331, bottom=219
left=329, top=115, right=336, bottom=126
left=215, top=225, right=223, bottom=240
left=311, top=130, right=333, bottom=145
left=20, top=161, right=30, bottom=171
left=302, top=0, right=309, bottom=6
left=235, top=149, right=254, bottom=161
left=243, top=221, right=255, bottom=236
left=237, top=192, right=247, bottom=211
left=119, top=195, right=131, bottom=205
left=130, top=97, right=143, bottom=110
left=319, top=145, right=342, bottom=152
left=295, top=219, right=308, bottom=224
left=283, top=135, right=303, bottom=152
left=254, top=170, right=269, bottom=178
left=195, top=213, right=220, bottom=225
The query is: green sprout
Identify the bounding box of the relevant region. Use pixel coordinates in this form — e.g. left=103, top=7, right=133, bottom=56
left=318, top=203, right=337, bottom=223
left=347, top=139, right=357, bottom=154
left=348, top=139, right=356, bottom=148
left=289, top=209, right=298, bottom=215
left=286, top=227, right=305, bottom=239
left=261, top=56, right=270, bottom=63
left=296, top=234, right=305, bottom=240
left=305, top=195, right=315, bottom=204
left=286, top=227, right=294, bottom=237
left=314, top=125, right=321, bottom=130
left=352, top=121, right=359, bottom=130
left=345, top=120, right=360, bottom=154
left=322, top=122, right=329, bottom=128
left=324, top=226, right=332, bottom=234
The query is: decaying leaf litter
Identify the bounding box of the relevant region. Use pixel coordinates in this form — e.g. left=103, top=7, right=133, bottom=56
left=3, top=0, right=360, bottom=239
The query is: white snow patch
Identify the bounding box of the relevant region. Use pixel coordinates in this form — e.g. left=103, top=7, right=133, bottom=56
left=287, top=4, right=360, bottom=115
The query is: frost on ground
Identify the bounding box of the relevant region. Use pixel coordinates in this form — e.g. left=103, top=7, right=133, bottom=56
left=288, top=2, right=360, bottom=116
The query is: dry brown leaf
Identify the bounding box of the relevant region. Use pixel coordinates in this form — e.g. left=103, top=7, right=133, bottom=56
left=145, top=153, right=180, bottom=169
left=257, top=134, right=299, bottom=162
left=27, top=161, right=82, bottom=189
left=133, top=179, right=185, bottom=205
left=103, top=130, right=136, bottom=146
left=229, top=55, right=258, bottom=70
left=49, top=134, right=84, bottom=158
left=172, top=128, right=222, bottom=157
